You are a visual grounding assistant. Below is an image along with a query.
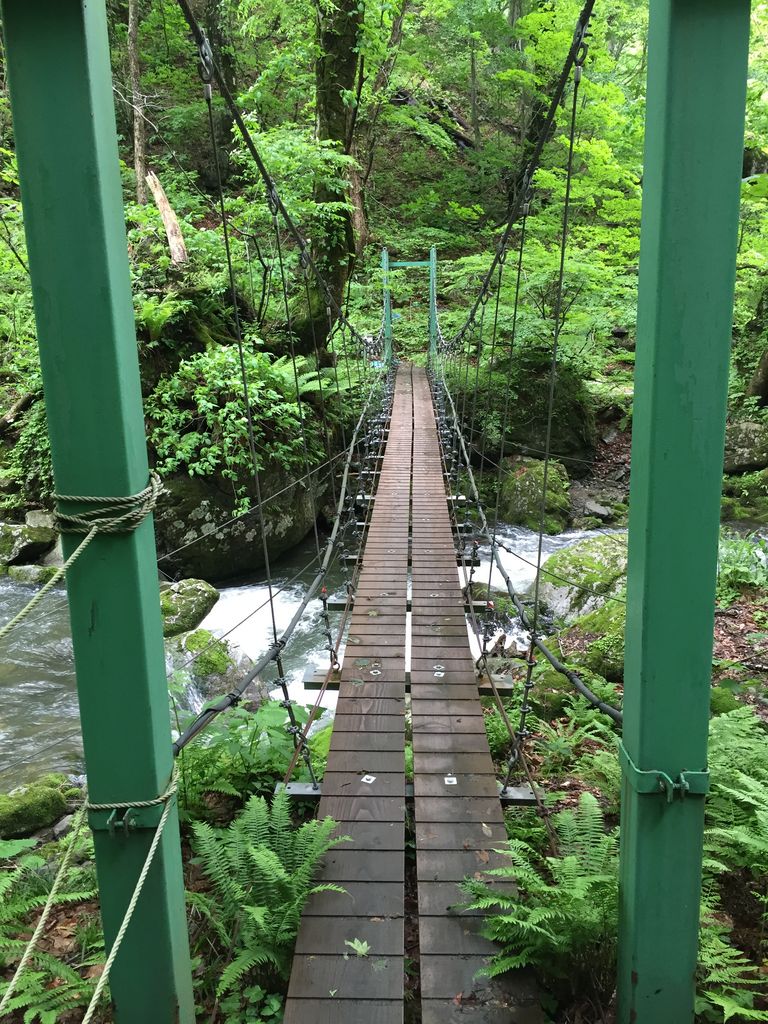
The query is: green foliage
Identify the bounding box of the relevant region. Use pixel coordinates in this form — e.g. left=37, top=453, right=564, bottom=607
left=0, top=833, right=101, bottom=1022
left=188, top=790, right=347, bottom=1001
left=466, top=787, right=768, bottom=1021
left=146, top=348, right=327, bottom=510
left=177, top=701, right=316, bottom=820
left=717, top=532, right=768, bottom=607
left=462, top=792, right=619, bottom=1005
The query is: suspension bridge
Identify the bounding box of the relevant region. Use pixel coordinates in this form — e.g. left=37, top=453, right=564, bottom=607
left=0, top=0, right=754, bottom=1023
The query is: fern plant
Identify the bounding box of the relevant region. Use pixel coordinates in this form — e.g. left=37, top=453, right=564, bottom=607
left=189, top=790, right=347, bottom=999
left=0, top=837, right=101, bottom=1023
left=463, top=793, right=618, bottom=1006
left=464, top=791, right=768, bottom=1022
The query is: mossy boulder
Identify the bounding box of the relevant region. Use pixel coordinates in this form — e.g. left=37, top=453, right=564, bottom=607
left=449, top=345, right=596, bottom=466
left=7, top=564, right=61, bottom=586
left=539, top=533, right=628, bottom=623
left=499, top=457, right=570, bottom=534
left=559, top=599, right=626, bottom=683
left=181, top=628, right=233, bottom=676
left=154, top=464, right=327, bottom=583
left=160, top=578, right=219, bottom=637
left=0, top=776, right=68, bottom=838
left=528, top=658, right=618, bottom=721
left=0, top=522, right=57, bottom=566
left=723, top=420, right=768, bottom=474
left=165, top=628, right=267, bottom=705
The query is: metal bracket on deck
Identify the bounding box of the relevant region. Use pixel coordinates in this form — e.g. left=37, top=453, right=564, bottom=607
left=88, top=805, right=165, bottom=833
left=499, top=784, right=538, bottom=807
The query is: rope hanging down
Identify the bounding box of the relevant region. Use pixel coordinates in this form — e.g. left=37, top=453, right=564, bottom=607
left=0, top=475, right=160, bottom=642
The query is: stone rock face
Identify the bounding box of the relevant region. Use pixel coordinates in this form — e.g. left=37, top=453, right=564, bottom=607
left=25, top=510, right=55, bottom=530
left=153, top=467, right=326, bottom=582
left=160, top=579, right=220, bottom=637
left=538, top=533, right=628, bottom=623
left=724, top=420, right=768, bottom=474
left=499, top=457, right=570, bottom=534
left=0, top=523, right=57, bottom=566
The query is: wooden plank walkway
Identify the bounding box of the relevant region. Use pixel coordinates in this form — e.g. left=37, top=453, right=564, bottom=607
left=284, top=365, right=540, bottom=1024
left=283, top=365, right=411, bottom=1024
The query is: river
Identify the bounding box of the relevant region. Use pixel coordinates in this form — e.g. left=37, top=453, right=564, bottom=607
left=0, top=525, right=610, bottom=788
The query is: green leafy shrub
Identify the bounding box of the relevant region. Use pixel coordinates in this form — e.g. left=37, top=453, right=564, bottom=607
left=146, top=348, right=328, bottom=511
left=188, top=791, right=347, bottom=1003
left=466, top=775, right=768, bottom=1021
left=717, top=532, right=768, bottom=607
left=177, top=702, right=314, bottom=820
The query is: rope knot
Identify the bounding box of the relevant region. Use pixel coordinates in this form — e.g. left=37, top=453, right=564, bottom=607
left=54, top=473, right=161, bottom=537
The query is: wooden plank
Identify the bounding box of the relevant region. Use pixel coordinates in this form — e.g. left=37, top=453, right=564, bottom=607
left=319, top=795, right=406, bottom=823
left=322, top=773, right=405, bottom=798
left=417, top=849, right=508, bottom=881
left=284, top=1000, right=403, bottom=1024
left=324, top=751, right=404, bottom=773
left=329, top=731, right=404, bottom=752
left=413, top=752, right=496, bottom=775
left=330, top=822, right=405, bottom=851
left=332, top=714, right=405, bottom=733
left=287, top=955, right=403, bottom=999
left=319, top=849, right=403, bottom=882
left=415, top=797, right=503, bottom=822
left=418, top=917, right=497, bottom=957
left=303, top=881, right=404, bottom=917
left=294, top=916, right=404, bottom=955
left=411, top=715, right=487, bottom=734
left=410, top=699, right=484, bottom=717
left=421, top=1002, right=541, bottom=1024
left=414, top=821, right=507, bottom=850
left=414, top=774, right=500, bottom=798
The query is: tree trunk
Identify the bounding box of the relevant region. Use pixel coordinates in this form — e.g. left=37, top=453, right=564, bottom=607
left=128, top=0, right=147, bottom=205
left=146, top=170, right=188, bottom=265
left=349, top=144, right=369, bottom=259
left=470, top=39, right=481, bottom=149
left=748, top=350, right=768, bottom=406
left=306, top=0, right=362, bottom=341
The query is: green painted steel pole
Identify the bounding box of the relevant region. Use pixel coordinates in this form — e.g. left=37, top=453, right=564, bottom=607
left=428, top=246, right=438, bottom=366
left=618, top=2, right=751, bottom=1021
left=382, top=247, right=393, bottom=364
left=2, top=3, right=194, bottom=1020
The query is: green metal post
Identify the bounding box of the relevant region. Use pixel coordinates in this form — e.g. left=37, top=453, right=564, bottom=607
left=428, top=246, right=438, bottom=366
left=2, top=4, right=194, bottom=1021
left=618, top=2, right=751, bottom=1021
left=382, top=246, right=393, bottom=364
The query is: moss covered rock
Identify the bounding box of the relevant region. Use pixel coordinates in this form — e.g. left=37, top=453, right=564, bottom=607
left=0, top=777, right=68, bottom=838
left=154, top=463, right=327, bottom=582
left=721, top=469, right=768, bottom=525
left=182, top=628, right=233, bottom=676
left=160, top=578, right=219, bottom=637
left=528, top=658, right=618, bottom=721
left=539, top=533, right=628, bottom=623
left=559, top=599, right=626, bottom=683
left=723, top=420, right=768, bottom=474
left=7, top=564, right=61, bottom=586
left=0, top=523, right=57, bottom=566
left=499, top=457, right=570, bottom=534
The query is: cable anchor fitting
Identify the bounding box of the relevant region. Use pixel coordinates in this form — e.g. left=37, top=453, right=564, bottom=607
left=197, top=32, right=214, bottom=100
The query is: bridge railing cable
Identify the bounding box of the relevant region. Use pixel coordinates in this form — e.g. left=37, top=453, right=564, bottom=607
left=428, top=12, right=623, bottom=782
